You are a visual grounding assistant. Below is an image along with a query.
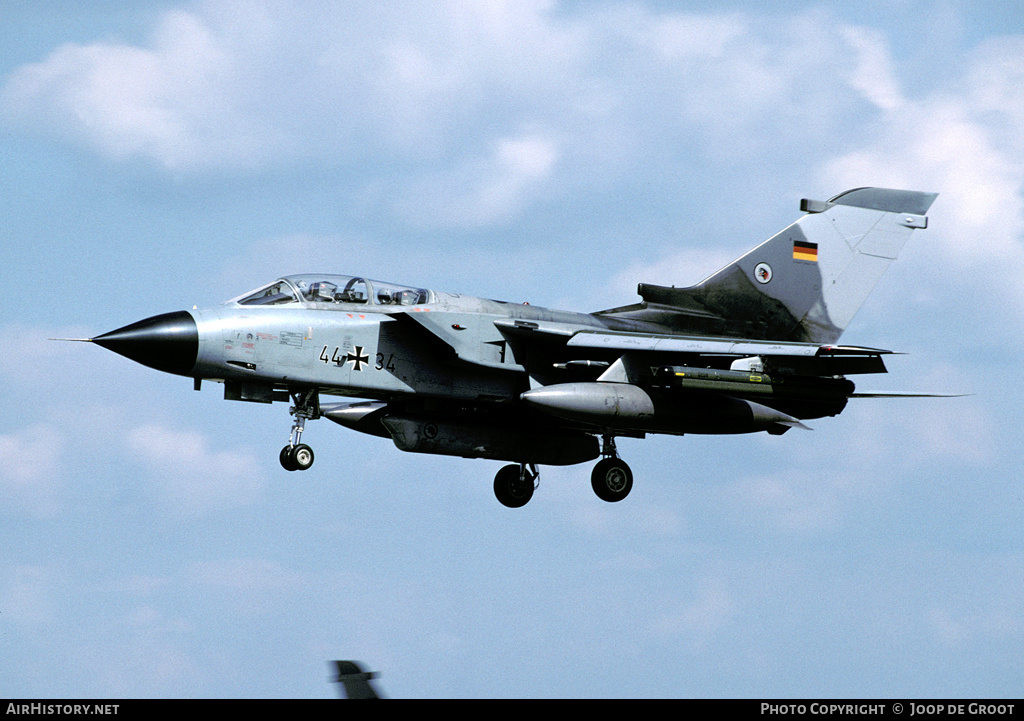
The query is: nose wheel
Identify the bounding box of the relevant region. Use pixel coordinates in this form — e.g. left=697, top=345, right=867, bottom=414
left=280, top=389, right=319, bottom=472
left=280, top=443, right=315, bottom=472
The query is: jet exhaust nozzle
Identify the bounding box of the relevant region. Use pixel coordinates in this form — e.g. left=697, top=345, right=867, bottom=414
left=92, top=311, right=199, bottom=377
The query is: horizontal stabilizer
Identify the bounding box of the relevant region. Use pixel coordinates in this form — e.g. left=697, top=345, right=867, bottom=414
left=805, top=187, right=938, bottom=216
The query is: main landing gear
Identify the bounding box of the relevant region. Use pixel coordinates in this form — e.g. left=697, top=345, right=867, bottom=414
left=492, top=435, right=634, bottom=508
left=591, top=434, right=632, bottom=503
left=280, top=389, right=318, bottom=472
left=493, top=463, right=538, bottom=508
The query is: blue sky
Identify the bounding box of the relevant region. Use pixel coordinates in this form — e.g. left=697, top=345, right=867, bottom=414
left=2, top=0, right=1023, bottom=698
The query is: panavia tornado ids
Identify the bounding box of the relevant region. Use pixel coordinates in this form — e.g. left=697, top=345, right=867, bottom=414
left=76, top=187, right=938, bottom=507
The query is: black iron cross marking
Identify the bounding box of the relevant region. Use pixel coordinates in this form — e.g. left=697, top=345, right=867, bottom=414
left=345, top=346, right=370, bottom=371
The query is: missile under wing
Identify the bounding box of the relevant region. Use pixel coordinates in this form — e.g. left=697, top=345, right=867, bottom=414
left=76, top=187, right=941, bottom=507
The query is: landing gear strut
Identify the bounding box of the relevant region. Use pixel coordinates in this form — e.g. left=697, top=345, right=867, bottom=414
left=591, top=434, right=632, bottom=502
left=280, top=389, right=319, bottom=472
left=493, top=463, right=538, bottom=508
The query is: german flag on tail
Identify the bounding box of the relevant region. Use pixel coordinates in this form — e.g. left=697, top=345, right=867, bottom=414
left=793, top=240, right=818, bottom=262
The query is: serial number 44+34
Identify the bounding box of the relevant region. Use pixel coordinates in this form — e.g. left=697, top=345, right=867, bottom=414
left=319, top=345, right=395, bottom=372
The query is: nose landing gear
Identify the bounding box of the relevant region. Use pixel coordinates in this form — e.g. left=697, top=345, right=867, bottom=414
left=280, top=442, right=314, bottom=472
left=280, top=389, right=319, bottom=472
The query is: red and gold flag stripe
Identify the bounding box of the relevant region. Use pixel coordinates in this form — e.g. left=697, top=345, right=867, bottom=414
left=793, top=240, right=818, bottom=262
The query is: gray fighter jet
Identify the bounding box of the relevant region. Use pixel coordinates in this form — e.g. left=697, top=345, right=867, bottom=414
left=79, top=187, right=938, bottom=507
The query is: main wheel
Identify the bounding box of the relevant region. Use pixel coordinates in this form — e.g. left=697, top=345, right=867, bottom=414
left=591, top=458, right=633, bottom=502
left=493, top=464, right=534, bottom=508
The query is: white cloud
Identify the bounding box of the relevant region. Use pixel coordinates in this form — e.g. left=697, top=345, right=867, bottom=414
left=820, top=39, right=1024, bottom=345
left=899, top=397, right=997, bottom=466
left=0, top=4, right=894, bottom=225
left=84, top=604, right=201, bottom=696
left=650, top=577, right=734, bottom=647
left=728, top=469, right=847, bottom=535
left=596, top=17, right=1022, bottom=331
left=924, top=556, right=1024, bottom=650
left=0, top=424, right=63, bottom=518
left=185, top=558, right=305, bottom=617
left=840, top=25, right=905, bottom=112
left=3, top=11, right=251, bottom=170
left=187, top=557, right=303, bottom=592
left=966, top=36, right=1024, bottom=155
left=1, top=1, right=580, bottom=175
left=126, top=423, right=265, bottom=515
left=570, top=498, right=685, bottom=539
left=395, top=133, right=560, bottom=227
left=606, top=247, right=740, bottom=303
left=1, top=565, right=57, bottom=626
left=644, top=13, right=746, bottom=60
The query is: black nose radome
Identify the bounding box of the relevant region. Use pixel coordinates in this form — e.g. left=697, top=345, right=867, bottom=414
left=93, top=311, right=198, bottom=377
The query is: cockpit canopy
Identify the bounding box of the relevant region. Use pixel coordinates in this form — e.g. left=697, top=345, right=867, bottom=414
left=233, top=274, right=431, bottom=308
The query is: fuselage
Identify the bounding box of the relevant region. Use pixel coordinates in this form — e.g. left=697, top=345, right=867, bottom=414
left=93, top=272, right=851, bottom=442
left=189, top=274, right=607, bottom=404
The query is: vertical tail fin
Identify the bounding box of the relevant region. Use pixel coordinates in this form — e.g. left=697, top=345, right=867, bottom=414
left=609, top=188, right=937, bottom=344
left=332, top=660, right=382, bottom=699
